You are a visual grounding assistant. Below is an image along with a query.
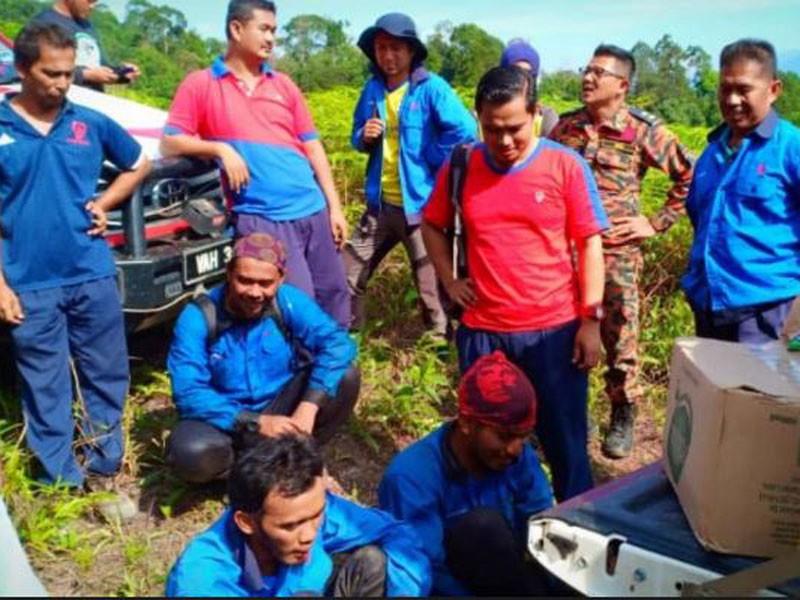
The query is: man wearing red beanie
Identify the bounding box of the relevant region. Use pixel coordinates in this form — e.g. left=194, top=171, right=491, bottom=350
left=378, top=351, right=556, bottom=596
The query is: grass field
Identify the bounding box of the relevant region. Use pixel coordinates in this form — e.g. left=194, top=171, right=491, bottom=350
left=0, top=89, right=707, bottom=596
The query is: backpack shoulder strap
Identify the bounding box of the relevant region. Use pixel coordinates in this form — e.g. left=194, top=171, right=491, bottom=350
left=191, top=293, right=232, bottom=347
left=448, top=143, right=473, bottom=212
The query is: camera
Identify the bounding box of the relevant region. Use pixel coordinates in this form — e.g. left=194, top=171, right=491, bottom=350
left=112, top=65, right=135, bottom=84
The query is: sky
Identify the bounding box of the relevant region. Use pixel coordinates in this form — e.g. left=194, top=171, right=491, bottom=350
left=102, top=0, right=800, bottom=73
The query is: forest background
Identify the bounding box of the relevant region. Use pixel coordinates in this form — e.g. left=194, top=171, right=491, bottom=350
left=1, top=0, right=799, bottom=596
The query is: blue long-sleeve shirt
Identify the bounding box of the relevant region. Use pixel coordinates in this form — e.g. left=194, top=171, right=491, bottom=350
left=167, top=284, right=356, bottom=431
left=378, top=422, right=554, bottom=596
left=682, top=110, right=800, bottom=311
left=166, top=492, right=432, bottom=597
left=351, top=67, right=477, bottom=223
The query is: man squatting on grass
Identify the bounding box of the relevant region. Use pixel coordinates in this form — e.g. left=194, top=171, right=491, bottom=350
left=682, top=38, right=800, bottom=343
left=166, top=434, right=431, bottom=597
left=423, top=66, right=609, bottom=502
left=379, top=351, right=559, bottom=596
left=166, top=233, right=360, bottom=484
left=344, top=12, right=476, bottom=337
left=161, top=0, right=351, bottom=328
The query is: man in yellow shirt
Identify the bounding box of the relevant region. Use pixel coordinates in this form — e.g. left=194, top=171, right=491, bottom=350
left=345, top=13, right=477, bottom=338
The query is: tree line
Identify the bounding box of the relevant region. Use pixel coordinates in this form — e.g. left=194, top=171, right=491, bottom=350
left=2, top=0, right=799, bottom=125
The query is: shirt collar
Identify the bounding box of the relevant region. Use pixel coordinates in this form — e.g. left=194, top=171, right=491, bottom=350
left=0, top=96, right=76, bottom=127
left=211, top=55, right=274, bottom=80
left=440, top=421, right=468, bottom=482
left=708, top=109, right=779, bottom=144
left=225, top=510, right=267, bottom=593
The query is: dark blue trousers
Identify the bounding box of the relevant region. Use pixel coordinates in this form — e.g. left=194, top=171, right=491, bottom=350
left=235, top=208, right=351, bottom=328
left=456, top=319, right=594, bottom=502
left=693, top=297, right=794, bottom=344
left=10, top=277, right=129, bottom=487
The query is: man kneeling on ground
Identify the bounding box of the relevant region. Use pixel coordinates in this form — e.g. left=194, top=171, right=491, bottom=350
left=167, top=435, right=431, bottom=596
left=166, top=233, right=360, bottom=483
left=379, top=351, right=557, bottom=596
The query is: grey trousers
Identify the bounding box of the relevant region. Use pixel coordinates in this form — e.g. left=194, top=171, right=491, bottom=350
left=343, top=206, right=447, bottom=335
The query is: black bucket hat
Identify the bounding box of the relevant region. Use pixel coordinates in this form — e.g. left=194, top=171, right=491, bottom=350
left=357, top=13, right=428, bottom=65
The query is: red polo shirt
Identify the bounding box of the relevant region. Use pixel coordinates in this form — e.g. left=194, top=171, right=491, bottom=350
left=424, top=141, right=608, bottom=332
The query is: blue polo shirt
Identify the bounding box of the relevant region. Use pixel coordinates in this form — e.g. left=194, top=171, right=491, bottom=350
left=0, top=98, right=142, bottom=293
left=378, top=422, right=554, bottom=596
left=165, top=492, right=432, bottom=597
left=682, top=110, right=800, bottom=311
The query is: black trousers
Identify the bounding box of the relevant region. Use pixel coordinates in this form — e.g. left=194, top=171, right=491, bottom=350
left=166, top=366, right=361, bottom=483
left=444, top=508, right=561, bottom=597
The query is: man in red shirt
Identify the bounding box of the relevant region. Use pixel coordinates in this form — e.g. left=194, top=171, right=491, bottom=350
left=422, top=66, right=608, bottom=500
left=160, top=0, right=349, bottom=327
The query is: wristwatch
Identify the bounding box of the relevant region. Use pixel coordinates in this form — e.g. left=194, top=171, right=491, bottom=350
left=581, top=303, right=605, bottom=321
left=234, top=410, right=261, bottom=434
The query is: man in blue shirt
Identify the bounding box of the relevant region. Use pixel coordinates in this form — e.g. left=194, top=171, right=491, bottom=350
left=378, top=351, right=556, bottom=596
left=166, top=233, right=360, bottom=484
left=344, top=13, right=477, bottom=337
left=167, top=434, right=431, bottom=597
left=31, top=0, right=141, bottom=91
left=0, top=23, right=150, bottom=488
left=682, top=39, right=800, bottom=342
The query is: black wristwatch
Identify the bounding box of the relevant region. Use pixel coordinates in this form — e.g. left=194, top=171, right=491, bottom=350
left=234, top=410, right=261, bottom=434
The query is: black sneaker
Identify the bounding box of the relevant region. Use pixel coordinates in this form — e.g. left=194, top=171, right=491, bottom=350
left=602, top=403, right=636, bottom=459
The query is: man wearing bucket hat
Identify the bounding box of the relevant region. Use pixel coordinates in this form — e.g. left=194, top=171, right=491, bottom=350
left=379, top=351, right=556, bottom=596
left=500, top=39, right=559, bottom=137
left=165, top=232, right=360, bottom=484
left=344, top=13, right=476, bottom=337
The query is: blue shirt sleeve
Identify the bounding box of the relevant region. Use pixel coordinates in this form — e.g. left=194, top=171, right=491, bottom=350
left=167, top=303, right=243, bottom=431
left=321, top=493, right=432, bottom=596
left=100, top=113, right=143, bottom=171
left=511, top=446, right=555, bottom=536
left=351, top=80, right=377, bottom=153
left=426, top=77, right=478, bottom=170
left=279, top=286, right=356, bottom=398
left=378, top=463, right=470, bottom=596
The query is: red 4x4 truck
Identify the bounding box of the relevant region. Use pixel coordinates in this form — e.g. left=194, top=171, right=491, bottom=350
left=0, top=33, right=232, bottom=334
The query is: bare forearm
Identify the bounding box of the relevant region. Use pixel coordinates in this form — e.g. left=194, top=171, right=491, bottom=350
left=304, top=139, right=342, bottom=213
left=421, top=222, right=455, bottom=287
left=160, top=134, right=223, bottom=161
left=576, top=234, right=604, bottom=306
left=95, top=156, right=152, bottom=212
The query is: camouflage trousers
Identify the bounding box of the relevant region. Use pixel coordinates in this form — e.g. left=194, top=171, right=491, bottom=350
left=601, top=247, right=645, bottom=406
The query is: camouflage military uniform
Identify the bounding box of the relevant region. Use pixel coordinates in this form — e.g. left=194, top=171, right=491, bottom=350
left=550, top=106, right=694, bottom=406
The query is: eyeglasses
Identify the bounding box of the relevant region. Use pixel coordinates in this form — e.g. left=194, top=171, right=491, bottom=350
left=580, top=65, right=626, bottom=80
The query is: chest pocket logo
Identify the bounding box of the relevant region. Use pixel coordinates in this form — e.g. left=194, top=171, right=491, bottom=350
left=67, top=120, right=90, bottom=146
left=534, top=191, right=545, bottom=204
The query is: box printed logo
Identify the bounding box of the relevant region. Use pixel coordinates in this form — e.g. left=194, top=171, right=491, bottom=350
left=667, top=389, right=692, bottom=483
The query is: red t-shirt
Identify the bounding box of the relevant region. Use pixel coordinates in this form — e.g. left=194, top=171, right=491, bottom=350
left=424, top=140, right=608, bottom=332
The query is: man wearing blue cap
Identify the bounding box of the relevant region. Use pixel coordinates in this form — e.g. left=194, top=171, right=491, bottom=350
left=344, top=13, right=477, bottom=338
left=500, top=39, right=559, bottom=137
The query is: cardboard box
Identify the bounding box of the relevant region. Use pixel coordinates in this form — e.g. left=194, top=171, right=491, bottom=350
left=664, top=337, right=800, bottom=558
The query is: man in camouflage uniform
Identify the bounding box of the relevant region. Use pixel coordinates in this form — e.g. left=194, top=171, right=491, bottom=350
left=550, top=44, right=694, bottom=459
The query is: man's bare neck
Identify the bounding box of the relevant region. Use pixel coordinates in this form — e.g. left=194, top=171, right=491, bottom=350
left=587, top=99, right=625, bottom=126
left=10, top=94, right=60, bottom=135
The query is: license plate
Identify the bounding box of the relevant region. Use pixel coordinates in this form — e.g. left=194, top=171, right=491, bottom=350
left=183, top=240, right=232, bottom=285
